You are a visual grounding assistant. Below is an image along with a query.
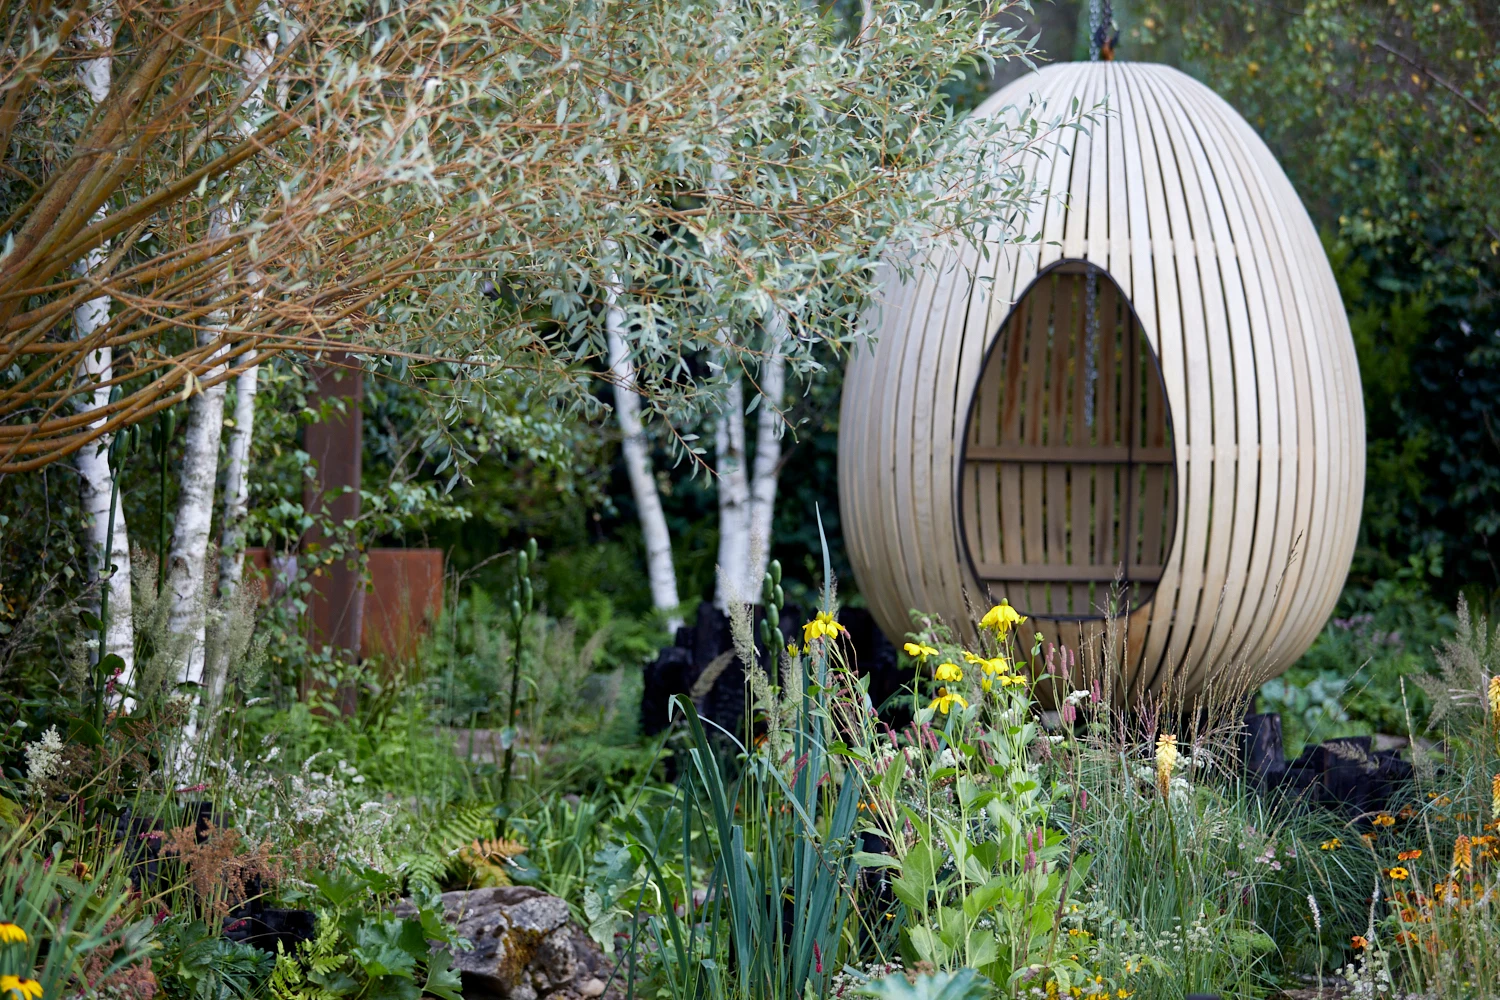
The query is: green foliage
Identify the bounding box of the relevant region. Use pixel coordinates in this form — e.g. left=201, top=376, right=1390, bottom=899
left=271, top=868, right=463, bottom=1000
left=0, top=833, right=155, bottom=1000
left=157, top=918, right=274, bottom=1000
left=857, top=968, right=993, bottom=1000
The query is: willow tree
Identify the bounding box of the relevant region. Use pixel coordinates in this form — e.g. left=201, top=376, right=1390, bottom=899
left=1, top=0, right=1062, bottom=702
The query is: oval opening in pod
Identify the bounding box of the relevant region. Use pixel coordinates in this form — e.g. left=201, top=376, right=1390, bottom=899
left=958, top=260, right=1178, bottom=621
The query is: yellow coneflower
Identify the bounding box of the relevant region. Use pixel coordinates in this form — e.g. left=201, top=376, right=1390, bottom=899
left=802, top=611, right=846, bottom=645
left=979, top=600, right=1026, bottom=637
left=929, top=690, right=968, bottom=715
left=1155, top=734, right=1178, bottom=799
left=903, top=642, right=938, bottom=661
left=1386, top=866, right=1410, bottom=881
left=0, top=923, right=26, bottom=945
left=934, top=661, right=963, bottom=682
left=1453, top=835, right=1474, bottom=874
left=0, top=976, right=42, bottom=1000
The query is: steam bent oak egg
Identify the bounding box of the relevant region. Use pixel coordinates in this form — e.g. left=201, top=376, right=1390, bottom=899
left=838, top=62, right=1364, bottom=700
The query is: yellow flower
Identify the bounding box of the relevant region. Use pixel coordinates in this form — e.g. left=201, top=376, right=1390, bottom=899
left=1373, top=812, right=1395, bottom=827
left=998, top=673, right=1027, bottom=687
left=0, top=977, right=42, bottom=1000
left=0, top=923, right=26, bottom=945
left=1492, top=773, right=1500, bottom=820
left=979, top=600, right=1027, bottom=636
left=929, top=690, right=968, bottom=715
left=802, top=611, right=846, bottom=645
left=1155, top=734, right=1178, bottom=799
left=1386, top=866, right=1410, bottom=881
left=934, top=662, right=963, bottom=682
left=1320, top=838, right=1343, bottom=851
left=1489, top=675, right=1500, bottom=719
left=903, top=641, right=938, bottom=660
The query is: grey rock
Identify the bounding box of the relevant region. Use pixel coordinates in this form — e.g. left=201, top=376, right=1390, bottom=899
left=396, top=886, right=620, bottom=1000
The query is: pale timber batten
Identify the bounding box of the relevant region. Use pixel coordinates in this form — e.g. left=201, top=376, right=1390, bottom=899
left=837, top=62, right=1365, bottom=699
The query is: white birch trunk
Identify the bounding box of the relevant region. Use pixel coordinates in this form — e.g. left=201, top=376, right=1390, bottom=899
left=746, top=308, right=788, bottom=592
left=72, top=6, right=134, bottom=683
left=202, top=358, right=258, bottom=706
left=605, top=281, right=683, bottom=632
left=174, top=30, right=278, bottom=714
left=166, top=207, right=237, bottom=697
left=713, top=371, right=751, bottom=609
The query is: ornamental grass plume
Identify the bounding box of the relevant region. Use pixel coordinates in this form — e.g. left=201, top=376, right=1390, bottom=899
left=1155, top=734, right=1178, bottom=799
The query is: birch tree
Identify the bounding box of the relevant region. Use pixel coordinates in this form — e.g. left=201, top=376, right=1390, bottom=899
left=606, top=264, right=683, bottom=632
left=68, top=4, right=134, bottom=677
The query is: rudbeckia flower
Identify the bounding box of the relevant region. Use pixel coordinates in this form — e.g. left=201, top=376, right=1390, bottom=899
left=1385, top=867, right=1410, bottom=881
left=0, top=923, right=26, bottom=945
left=1, top=976, right=42, bottom=1000
left=929, top=690, right=968, bottom=715
left=979, top=600, right=1026, bottom=636
left=934, top=662, right=963, bottom=682
left=802, top=611, right=846, bottom=645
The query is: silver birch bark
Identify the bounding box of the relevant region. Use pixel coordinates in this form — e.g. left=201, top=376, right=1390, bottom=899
left=605, top=284, right=682, bottom=632
left=746, top=308, right=788, bottom=591
left=165, top=203, right=237, bottom=706
left=72, top=5, right=134, bottom=682
left=176, top=30, right=278, bottom=711
left=713, top=371, right=751, bottom=609
left=201, top=27, right=283, bottom=707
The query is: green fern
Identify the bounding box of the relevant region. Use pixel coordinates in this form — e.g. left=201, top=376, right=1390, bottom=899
left=399, top=802, right=499, bottom=892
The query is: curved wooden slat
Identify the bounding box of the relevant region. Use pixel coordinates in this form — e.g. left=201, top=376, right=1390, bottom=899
left=838, top=62, right=1364, bottom=699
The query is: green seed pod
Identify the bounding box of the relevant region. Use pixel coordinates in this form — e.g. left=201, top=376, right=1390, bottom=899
left=766, top=604, right=779, bottom=630
left=527, top=537, right=538, bottom=562
left=769, top=559, right=782, bottom=585
left=511, top=599, right=523, bottom=622
left=517, top=549, right=529, bottom=578
left=164, top=407, right=177, bottom=442
left=762, top=574, right=776, bottom=604
left=522, top=577, right=533, bottom=611
left=774, top=584, right=784, bottom=608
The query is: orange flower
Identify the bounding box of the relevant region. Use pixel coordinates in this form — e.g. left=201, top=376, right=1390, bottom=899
left=1398, top=849, right=1422, bottom=861
left=1452, top=835, right=1473, bottom=874
left=1373, top=813, right=1396, bottom=827
left=1351, top=935, right=1368, bottom=950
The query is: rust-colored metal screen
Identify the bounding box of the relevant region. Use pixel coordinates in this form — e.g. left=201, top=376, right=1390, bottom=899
left=959, top=264, right=1177, bottom=620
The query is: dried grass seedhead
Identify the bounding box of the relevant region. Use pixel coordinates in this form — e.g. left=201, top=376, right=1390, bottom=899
left=161, top=823, right=279, bottom=919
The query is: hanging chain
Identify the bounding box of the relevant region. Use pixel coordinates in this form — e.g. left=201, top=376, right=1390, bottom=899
left=1089, top=0, right=1116, bottom=62
left=1084, top=270, right=1100, bottom=431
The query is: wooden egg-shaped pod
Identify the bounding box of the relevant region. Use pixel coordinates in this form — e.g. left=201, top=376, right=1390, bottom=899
left=838, top=62, right=1365, bottom=698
